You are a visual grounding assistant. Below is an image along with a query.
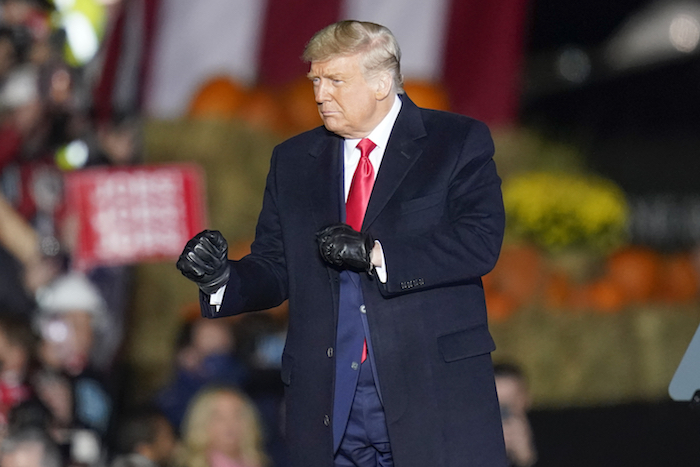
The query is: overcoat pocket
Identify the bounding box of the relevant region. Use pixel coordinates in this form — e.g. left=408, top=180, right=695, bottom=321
left=437, top=325, right=496, bottom=362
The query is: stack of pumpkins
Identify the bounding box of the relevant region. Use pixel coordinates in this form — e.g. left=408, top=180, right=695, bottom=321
left=186, top=75, right=451, bottom=135
left=483, top=243, right=700, bottom=321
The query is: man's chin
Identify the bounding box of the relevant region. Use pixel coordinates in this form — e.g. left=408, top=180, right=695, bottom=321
left=321, top=120, right=342, bottom=135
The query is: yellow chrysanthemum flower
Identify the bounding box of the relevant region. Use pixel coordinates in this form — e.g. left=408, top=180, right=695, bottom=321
left=502, top=171, right=629, bottom=253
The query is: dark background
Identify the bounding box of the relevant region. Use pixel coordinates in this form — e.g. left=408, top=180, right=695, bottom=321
left=522, top=0, right=700, bottom=197
left=521, top=2, right=700, bottom=465
left=531, top=401, right=700, bottom=466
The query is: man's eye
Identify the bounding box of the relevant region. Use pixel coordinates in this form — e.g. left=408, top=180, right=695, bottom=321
left=332, top=80, right=343, bottom=85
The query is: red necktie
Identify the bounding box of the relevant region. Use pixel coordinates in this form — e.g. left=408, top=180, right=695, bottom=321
left=345, top=138, right=376, bottom=231
left=345, top=138, right=376, bottom=363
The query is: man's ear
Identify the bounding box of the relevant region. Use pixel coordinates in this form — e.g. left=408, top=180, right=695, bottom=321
left=374, top=72, right=393, bottom=100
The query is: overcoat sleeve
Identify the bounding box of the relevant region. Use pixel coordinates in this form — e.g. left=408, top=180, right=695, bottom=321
left=201, top=147, right=289, bottom=318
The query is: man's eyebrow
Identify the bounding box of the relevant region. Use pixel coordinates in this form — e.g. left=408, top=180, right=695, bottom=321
left=307, top=71, right=346, bottom=80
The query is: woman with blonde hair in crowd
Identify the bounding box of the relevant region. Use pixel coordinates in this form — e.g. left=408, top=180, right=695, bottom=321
left=177, top=385, right=269, bottom=467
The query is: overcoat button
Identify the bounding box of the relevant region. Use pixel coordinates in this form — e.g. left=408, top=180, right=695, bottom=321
left=327, top=347, right=334, bottom=358
left=323, top=415, right=330, bottom=426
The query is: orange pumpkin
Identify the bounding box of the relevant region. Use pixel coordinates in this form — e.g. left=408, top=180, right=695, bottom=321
left=481, top=270, right=498, bottom=296
left=403, top=80, right=451, bottom=111
left=585, top=279, right=626, bottom=313
left=489, top=243, right=544, bottom=306
left=188, top=76, right=247, bottom=119
left=240, top=86, right=287, bottom=133
left=657, top=252, right=699, bottom=303
left=485, top=291, right=518, bottom=323
left=605, top=246, right=662, bottom=304
left=280, top=76, right=321, bottom=133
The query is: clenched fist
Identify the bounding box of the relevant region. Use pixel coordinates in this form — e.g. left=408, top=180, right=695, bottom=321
left=316, top=223, right=374, bottom=273
left=176, top=230, right=230, bottom=295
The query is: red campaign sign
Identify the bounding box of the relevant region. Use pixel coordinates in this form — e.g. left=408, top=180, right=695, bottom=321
left=65, top=164, right=207, bottom=270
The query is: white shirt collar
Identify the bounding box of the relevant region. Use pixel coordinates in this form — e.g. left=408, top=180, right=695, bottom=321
left=344, top=94, right=402, bottom=150
left=342, top=95, right=402, bottom=199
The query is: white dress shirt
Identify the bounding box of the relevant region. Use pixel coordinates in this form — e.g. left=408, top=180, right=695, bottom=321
left=342, top=94, right=402, bottom=283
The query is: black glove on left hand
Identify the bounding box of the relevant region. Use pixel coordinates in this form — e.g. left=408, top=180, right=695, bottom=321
left=316, top=223, right=374, bottom=273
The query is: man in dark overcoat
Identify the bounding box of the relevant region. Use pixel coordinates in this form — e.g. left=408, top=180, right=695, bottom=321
left=177, top=20, right=508, bottom=467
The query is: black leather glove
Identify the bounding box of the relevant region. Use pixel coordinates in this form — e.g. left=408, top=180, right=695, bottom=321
left=316, top=223, right=374, bottom=273
left=176, top=230, right=230, bottom=295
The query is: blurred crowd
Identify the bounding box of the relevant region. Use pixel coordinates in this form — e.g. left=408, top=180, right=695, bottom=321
left=0, top=291, right=288, bottom=467
left=0, top=2, right=540, bottom=467
left=0, top=1, right=290, bottom=466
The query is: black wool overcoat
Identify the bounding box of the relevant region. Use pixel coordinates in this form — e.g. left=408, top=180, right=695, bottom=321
left=201, top=94, right=508, bottom=467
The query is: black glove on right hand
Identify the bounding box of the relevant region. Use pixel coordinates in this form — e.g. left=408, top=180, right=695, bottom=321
left=176, top=230, right=230, bottom=295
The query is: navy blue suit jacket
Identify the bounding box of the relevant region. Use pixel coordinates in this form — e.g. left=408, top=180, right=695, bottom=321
left=200, top=94, right=508, bottom=467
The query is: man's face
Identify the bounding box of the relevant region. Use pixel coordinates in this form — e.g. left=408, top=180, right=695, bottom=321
left=309, top=54, right=388, bottom=139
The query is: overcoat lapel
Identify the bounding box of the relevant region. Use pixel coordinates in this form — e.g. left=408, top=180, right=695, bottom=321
left=308, top=131, right=343, bottom=227
left=362, top=95, right=427, bottom=231
left=307, top=131, right=344, bottom=325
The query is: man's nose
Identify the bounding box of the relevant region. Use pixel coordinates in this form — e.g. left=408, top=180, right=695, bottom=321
left=315, top=81, right=330, bottom=103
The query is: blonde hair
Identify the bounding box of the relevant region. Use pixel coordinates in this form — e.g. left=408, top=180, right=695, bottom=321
left=177, top=386, right=269, bottom=467
left=303, top=20, right=404, bottom=93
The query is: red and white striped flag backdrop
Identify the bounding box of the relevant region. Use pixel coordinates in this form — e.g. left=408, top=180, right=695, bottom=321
left=94, top=0, right=530, bottom=128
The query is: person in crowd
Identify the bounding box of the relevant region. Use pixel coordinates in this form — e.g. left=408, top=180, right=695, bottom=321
left=494, top=362, right=538, bottom=467
left=34, top=272, right=111, bottom=376
left=0, top=426, right=63, bottom=467
left=0, top=313, right=36, bottom=431
left=0, top=26, right=29, bottom=80
left=0, top=0, right=135, bottom=377
left=155, top=314, right=249, bottom=432
left=177, top=20, right=506, bottom=467
left=33, top=272, right=113, bottom=438
left=25, top=368, right=104, bottom=466
left=232, top=310, right=288, bottom=467
left=111, top=407, right=177, bottom=467
left=6, top=394, right=69, bottom=462
left=88, top=112, right=142, bottom=167
left=176, top=385, right=268, bottom=467
left=0, top=61, right=50, bottom=164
